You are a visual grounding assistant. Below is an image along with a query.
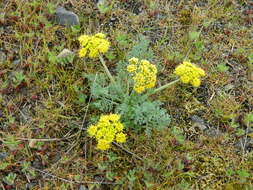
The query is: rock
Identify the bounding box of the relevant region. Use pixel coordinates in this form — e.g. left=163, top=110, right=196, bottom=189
left=224, top=84, right=234, bottom=92
left=97, top=0, right=105, bottom=4
left=31, top=158, right=44, bottom=169
left=191, top=115, right=208, bottom=131
left=0, top=152, right=8, bottom=160
left=26, top=182, right=37, bottom=190
left=57, top=48, right=74, bottom=58
left=191, top=115, right=223, bottom=138
left=55, top=7, right=79, bottom=27
left=79, top=185, right=88, bottom=190
left=204, top=128, right=222, bottom=137
left=13, top=59, right=21, bottom=66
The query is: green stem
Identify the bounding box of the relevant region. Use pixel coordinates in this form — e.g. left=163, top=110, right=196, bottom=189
left=99, top=55, right=115, bottom=83
left=149, top=79, right=180, bottom=96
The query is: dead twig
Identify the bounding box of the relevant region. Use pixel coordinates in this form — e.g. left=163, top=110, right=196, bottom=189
left=0, top=134, right=76, bottom=143
left=31, top=167, right=120, bottom=185
left=112, top=142, right=145, bottom=162
left=0, top=182, right=6, bottom=190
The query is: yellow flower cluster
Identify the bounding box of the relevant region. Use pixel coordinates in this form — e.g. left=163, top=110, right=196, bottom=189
left=87, top=114, right=126, bottom=151
left=174, top=61, right=206, bottom=87
left=78, top=33, right=110, bottom=58
left=127, top=57, right=157, bottom=93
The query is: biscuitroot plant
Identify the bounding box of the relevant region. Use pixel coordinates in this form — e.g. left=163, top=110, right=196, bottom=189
left=78, top=33, right=206, bottom=150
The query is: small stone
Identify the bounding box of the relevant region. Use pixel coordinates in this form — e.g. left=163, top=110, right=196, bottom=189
left=31, top=158, right=44, bottom=169
left=57, top=48, right=74, bottom=58
left=97, top=0, right=105, bottom=4
left=55, top=7, right=79, bottom=27
left=79, top=185, right=88, bottom=190
left=13, top=59, right=21, bottom=66
left=191, top=115, right=208, bottom=131
left=0, top=152, right=8, bottom=160
left=224, top=84, right=234, bottom=92
left=204, top=128, right=222, bottom=137
left=26, top=182, right=37, bottom=190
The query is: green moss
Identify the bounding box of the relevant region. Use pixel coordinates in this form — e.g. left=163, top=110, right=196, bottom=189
left=178, top=9, right=192, bottom=25
left=0, top=0, right=252, bottom=189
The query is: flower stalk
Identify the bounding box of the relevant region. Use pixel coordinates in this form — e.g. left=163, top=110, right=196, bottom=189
left=99, top=55, right=115, bottom=83
left=149, top=79, right=180, bottom=96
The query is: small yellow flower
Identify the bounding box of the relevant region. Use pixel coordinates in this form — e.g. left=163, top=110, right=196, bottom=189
left=99, top=115, right=110, bottom=123
left=134, top=86, right=145, bottom=94
left=87, top=114, right=127, bottom=151
left=97, top=139, right=110, bottom=151
left=174, top=61, right=205, bottom=87
left=78, top=33, right=110, bottom=58
left=192, top=77, right=201, bottom=87
left=95, top=33, right=106, bottom=38
left=95, top=129, right=104, bottom=139
left=79, top=48, right=87, bottom=58
left=87, top=125, right=97, bottom=137
left=104, top=133, right=115, bottom=142
left=127, top=57, right=157, bottom=93
left=127, top=65, right=137, bottom=73
left=78, top=35, right=90, bottom=47
left=129, top=57, right=139, bottom=64
left=116, top=133, right=126, bottom=143
left=180, top=75, right=190, bottom=83
left=108, top=114, right=120, bottom=122
left=114, top=123, right=124, bottom=132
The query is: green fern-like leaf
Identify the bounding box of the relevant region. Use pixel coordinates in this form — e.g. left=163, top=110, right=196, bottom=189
left=127, top=35, right=154, bottom=61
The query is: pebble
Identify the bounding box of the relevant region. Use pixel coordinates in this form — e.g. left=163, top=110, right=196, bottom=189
left=26, top=183, right=37, bottom=190
left=0, top=152, right=8, bottom=160
left=13, top=59, right=21, bottom=66
left=191, top=115, right=208, bottom=131
left=191, top=115, right=223, bottom=138
left=55, top=7, right=79, bottom=27
left=204, top=128, right=222, bottom=137
left=57, top=48, right=74, bottom=58
left=79, top=185, right=88, bottom=190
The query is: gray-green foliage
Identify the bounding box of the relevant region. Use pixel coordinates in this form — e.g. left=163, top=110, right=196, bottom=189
left=127, top=35, right=154, bottom=60
left=116, top=35, right=154, bottom=76
left=86, top=73, right=126, bottom=112
left=116, top=94, right=170, bottom=135
left=86, top=36, right=171, bottom=134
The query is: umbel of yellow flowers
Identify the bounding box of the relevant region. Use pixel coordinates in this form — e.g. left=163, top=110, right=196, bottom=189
left=127, top=57, right=157, bottom=94
left=87, top=114, right=126, bottom=151
left=174, top=61, right=206, bottom=87
left=78, top=33, right=110, bottom=58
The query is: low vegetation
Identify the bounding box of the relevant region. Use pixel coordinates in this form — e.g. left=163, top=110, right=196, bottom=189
left=0, top=0, right=253, bottom=189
